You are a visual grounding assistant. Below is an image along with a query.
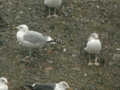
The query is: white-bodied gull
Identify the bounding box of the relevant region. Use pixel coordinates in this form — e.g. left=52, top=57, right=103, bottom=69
left=0, top=77, right=8, bottom=90
left=84, top=33, right=102, bottom=66
left=25, top=81, right=71, bottom=90
left=16, top=24, right=54, bottom=56
left=44, top=0, right=62, bottom=17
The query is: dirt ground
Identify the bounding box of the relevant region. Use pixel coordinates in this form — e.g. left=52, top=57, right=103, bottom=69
left=0, top=0, right=120, bottom=90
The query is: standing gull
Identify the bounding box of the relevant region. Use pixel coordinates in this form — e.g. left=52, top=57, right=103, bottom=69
left=25, top=81, right=71, bottom=90
left=0, top=77, right=8, bottom=90
left=44, top=0, right=62, bottom=17
left=16, top=24, right=53, bottom=56
left=84, top=33, right=102, bottom=66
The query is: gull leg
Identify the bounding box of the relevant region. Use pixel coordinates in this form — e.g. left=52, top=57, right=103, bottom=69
left=53, top=8, right=58, bottom=17
left=88, top=54, right=93, bottom=66
left=94, top=55, right=100, bottom=66
left=47, top=8, right=51, bottom=18
left=22, top=48, right=32, bottom=60
left=28, top=49, right=32, bottom=57
left=40, top=0, right=42, bottom=8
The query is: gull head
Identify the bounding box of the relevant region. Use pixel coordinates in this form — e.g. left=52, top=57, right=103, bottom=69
left=58, top=81, right=70, bottom=89
left=0, top=77, right=8, bottom=85
left=16, top=24, right=29, bottom=32
left=90, top=33, right=99, bottom=39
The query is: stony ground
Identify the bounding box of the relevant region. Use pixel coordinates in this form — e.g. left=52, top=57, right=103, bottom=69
left=0, top=0, right=120, bottom=90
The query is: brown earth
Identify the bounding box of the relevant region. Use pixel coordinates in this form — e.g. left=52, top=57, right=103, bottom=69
left=0, top=0, right=120, bottom=90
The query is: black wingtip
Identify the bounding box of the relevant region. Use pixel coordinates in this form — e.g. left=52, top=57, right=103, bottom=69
left=20, top=84, right=34, bottom=90
left=25, top=84, right=33, bottom=89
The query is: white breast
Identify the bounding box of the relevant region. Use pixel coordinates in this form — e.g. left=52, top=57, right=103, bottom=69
left=54, top=84, right=65, bottom=90
left=17, top=31, right=32, bottom=47
left=16, top=30, right=24, bottom=43
left=44, top=0, right=62, bottom=8
left=0, top=84, right=8, bottom=90
left=85, top=39, right=102, bottom=54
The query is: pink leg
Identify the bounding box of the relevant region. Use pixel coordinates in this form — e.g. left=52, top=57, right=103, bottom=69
left=88, top=55, right=94, bottom=66
left=94, top=55, right=100, bottom=66
left=47, top=8, right=52, bottom=18
left=53, top=8, right=58, bottom=17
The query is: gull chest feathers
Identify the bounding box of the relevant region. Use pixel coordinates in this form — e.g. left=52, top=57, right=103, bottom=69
left=0, top=83, right=8, bottom=90
left=85, top=38, right=101, bottom=54
left=16, top=29, right=25, bottom=44
left=44, top=0, right=62, bottom=8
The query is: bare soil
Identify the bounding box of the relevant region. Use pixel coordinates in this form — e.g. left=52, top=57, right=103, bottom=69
left=0, top=0, right=120, bottom=90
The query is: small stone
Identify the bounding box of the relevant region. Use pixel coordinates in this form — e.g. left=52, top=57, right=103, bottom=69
left=28, top=8, right=32, bottom=10
left=45, top=66, right=53, bottom=71
left=19, top=11, right=24, bottom=14
left=84, top=73, right=87, bottom=77
left=47, top=49, right=53, bottom=54
left=47, top=60, right=54, bottom=64
left=96, top=5, right=100, bottom=8
left=64, top=12, right=69, bottom=17
left=72, top=54, right=77, bottom=57
left=63, top=48, right=67, bottom=52
left=72, top=67, right=80, bottom=71
left=109, top=54, right=120, bottom=66
left=116, top=48, right=120, bottom=51
left=88, top=84, right=96, bottom=90
left=112, top=54, right=120, bottom=60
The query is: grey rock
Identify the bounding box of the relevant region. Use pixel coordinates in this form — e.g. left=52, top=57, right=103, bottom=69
left=113, top=54, right=120, bottom=60
left=109, top=54, right=120, bottom=66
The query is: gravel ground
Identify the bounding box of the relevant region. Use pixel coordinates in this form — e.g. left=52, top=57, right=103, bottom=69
left=0, top=0, right=120, bottom=90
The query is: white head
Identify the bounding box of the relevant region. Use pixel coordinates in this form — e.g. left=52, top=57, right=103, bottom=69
left=16, top=24, right=29, bottom=32
left=90, top=33, right=99, bottom=39
left=57, top=81, right=70, bottom=89
left=0, top=77, right=8, bottom=85
left=89, top=33, right=99, bottom=40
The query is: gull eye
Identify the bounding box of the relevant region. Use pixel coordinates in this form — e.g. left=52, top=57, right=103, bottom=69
left=1, top=79, right=5, bottom=82
left=20, top=27, right=23, bottom=29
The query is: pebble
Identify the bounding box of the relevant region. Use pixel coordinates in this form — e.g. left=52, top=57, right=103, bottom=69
left=63, top=48, right=67, bottom=52
left=96, top=5, right=100, bottom=8
left=84, top=73, right=87, bottom=77
left=47, top=60, right=54, bottom=64
left=72, top=54, right=77, bottom=57
left=116, top=48, right=120, bottom=51
left=112, top=54, right=120, bottom=60
left=109, top=54, right=120, bottom=66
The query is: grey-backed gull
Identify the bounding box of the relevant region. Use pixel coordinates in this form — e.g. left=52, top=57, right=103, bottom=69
left=0, top=77, right=8, bottom=90
left=25, top=81, right=71, bottom=90
left=84, top=33, right=102, bottom=66
left=16, top=24, right=53, bottom=56
left=44, top=0, right=62, bottom=17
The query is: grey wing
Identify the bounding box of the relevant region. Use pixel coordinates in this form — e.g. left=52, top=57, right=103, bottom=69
left=33, top=84, right=55, bottom=90
left=23, top=31, right=46, bottom=44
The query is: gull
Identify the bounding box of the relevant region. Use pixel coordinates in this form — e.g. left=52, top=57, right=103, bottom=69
left=84, top=33, right=102, bottom=66
left=0, top=77, right=8, bottom=90
left=25, top=81, right=71, bottom=90
left=16, top=24, right=54, bottom=56
left=44, top=0, right=62, bottom=17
